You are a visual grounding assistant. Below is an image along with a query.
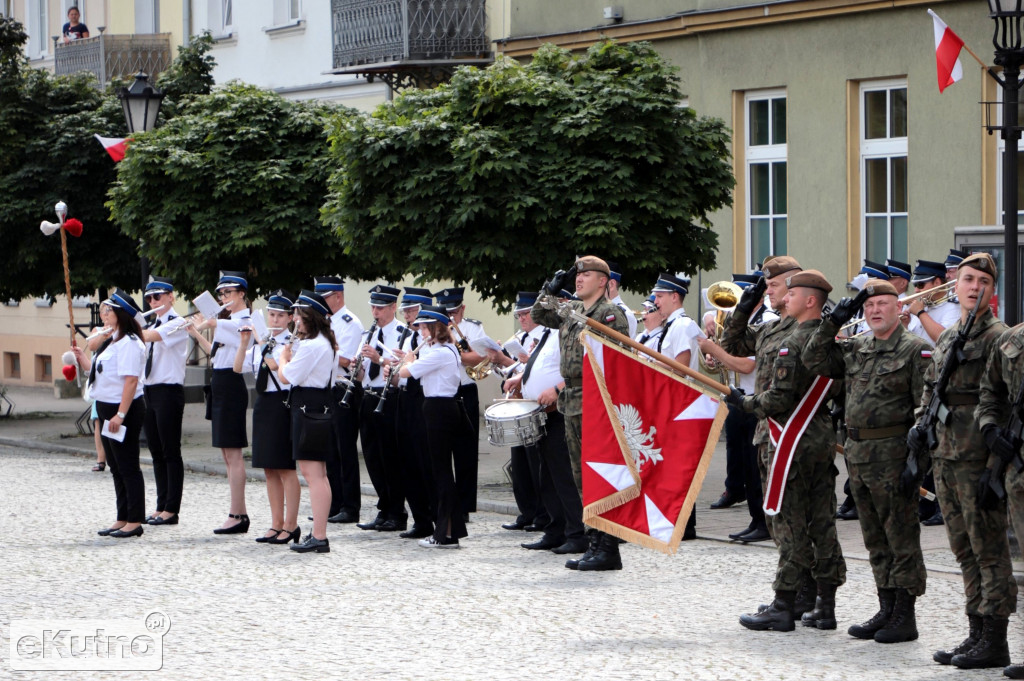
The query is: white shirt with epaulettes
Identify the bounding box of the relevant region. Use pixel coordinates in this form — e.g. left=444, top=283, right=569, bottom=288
left=142, top=309, right=189, bottom=386
left=455, top=317, right=487, bottom=386
left=407, top=341, right=462, bottom=397
left=282, top=334, right=335, bottom=388
left=330, top=305, right=364, bottom=383
left=211, top=308, right=254, bottom=370
left=520, top=326, right=562, bottom=401
left=360, top=318, right=405, bottom=390
left=90, top=333, right=146, bottom=403
left=240, top=331, right=291, bottom=393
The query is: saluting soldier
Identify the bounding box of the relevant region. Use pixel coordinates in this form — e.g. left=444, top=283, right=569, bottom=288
left=913, top=253, right=1014, bottom=670
left=803, top=278, right=930, bottom=644
left=724, top=264, right=847, bottom=632
left=531, top=255, right=629, bottom=571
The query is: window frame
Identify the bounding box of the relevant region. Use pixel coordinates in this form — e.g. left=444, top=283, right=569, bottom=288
left=859, top=78, right=909, bottom=265
left=744, top=88, right=788, bottom=271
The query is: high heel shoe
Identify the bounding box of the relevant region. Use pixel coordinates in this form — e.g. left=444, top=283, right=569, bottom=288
left=255, top=528, right=282, bottom=543
left=212, top=513, right=250, bottom=535
left=91, top=461, right=106, bottom=472
left=268, top=527, right=301, bottom=545
left=148, top=514, right=179, bottom=526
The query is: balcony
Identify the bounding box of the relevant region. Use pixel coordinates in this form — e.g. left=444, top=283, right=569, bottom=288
left=331, top=0, right=492, bottom=89
left=53, top=33, right=172, bottom=90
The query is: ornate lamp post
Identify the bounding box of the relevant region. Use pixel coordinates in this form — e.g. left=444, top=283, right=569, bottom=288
left=990, top=0, right=1024, bottom=324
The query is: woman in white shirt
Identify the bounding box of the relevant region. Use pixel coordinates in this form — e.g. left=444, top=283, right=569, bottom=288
left=234, top=290, right=301, bottom=545
left=191, top=271, right=254, bottom=535
left=71, top=289, right=147, bottom=539
left=390, top=305, right=467, bottom=549
left=278, top=291, right=338, bottom=554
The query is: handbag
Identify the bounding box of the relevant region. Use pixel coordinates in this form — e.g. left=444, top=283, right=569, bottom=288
left=297, top=406, right=332, bottom=457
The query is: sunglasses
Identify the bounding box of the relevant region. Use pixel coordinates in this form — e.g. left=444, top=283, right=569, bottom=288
left=218, top=288, right=242, bottom=297
left=144, top=292, right=165, bottom=301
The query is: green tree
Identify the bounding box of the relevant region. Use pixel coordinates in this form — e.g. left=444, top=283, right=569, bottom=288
left=321, top=40, right=735, bottom=309
left=108, top=84, right=354, bottom=296
left=155, top=32, right=216, bottom=120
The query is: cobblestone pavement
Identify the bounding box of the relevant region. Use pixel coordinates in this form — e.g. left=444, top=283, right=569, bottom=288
left=1, top=446, right=1021, bottom=680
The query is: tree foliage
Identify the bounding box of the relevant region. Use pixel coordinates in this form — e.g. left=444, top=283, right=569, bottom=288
left=0, top=17, right=139, bottom=301
left=108, top=84, right=354, bottom=297
left=322, top=40, right=735, bottom=310
left=155, top=32, right=216, bottom=120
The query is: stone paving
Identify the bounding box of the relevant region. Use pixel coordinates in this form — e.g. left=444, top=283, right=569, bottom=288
left=0, top=445, right=1021, bottom=680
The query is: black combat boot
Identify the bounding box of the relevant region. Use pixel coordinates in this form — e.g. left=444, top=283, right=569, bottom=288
left=739, top=590, right=796, bottom=632
left=800, top=582, right=837, bottom=630
left=793, top=574, right=817, bottom=617
left=1005, top=661, right=1024, bottom=679
left=874, top=589, right=918, bottom=643
left=848, top=588, right=895, bottom=640
left=952, top=617, right=1011, bottom=669
left=577, top=532, right=623, bottom=571
left=565, top=530, right=600, bottom=570
left=934, top=614, right=983, bottom=664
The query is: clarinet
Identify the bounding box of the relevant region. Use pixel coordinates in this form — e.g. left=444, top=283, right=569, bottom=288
left=282, top=333, right=301, bottom=408
left=341, top=321, right=377, bottom=408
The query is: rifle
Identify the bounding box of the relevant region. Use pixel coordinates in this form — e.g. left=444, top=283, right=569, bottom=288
left=987, top=369, right=1024, bottom=500
left=908, top=292, right=985, bottom=482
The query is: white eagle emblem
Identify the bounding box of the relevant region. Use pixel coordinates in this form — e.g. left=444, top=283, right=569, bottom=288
left=616, top=403, right=662, bottom=470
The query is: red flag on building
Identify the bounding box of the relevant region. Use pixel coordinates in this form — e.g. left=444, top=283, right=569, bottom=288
left=581, top=330, right=727, bottom=554
left=94, top=134, right=129, bottom=162
left=928, top=9, right=964, bottom=92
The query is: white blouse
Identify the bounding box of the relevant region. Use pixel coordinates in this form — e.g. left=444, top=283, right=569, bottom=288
left=241, top=331, right=291, bottom=393
left=211, top=308, right=254, bottom=370
left=89, top=333, right=146, bottom=403
left=407, top=342, right=461, bottom=398
left=282, top=334, right=335, bottom=389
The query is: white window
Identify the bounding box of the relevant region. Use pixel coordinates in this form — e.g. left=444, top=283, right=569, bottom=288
left=208, top=0, right=233, bottom=35
left=860, top=80, right=908, bottom=264
left=26, top=0, right=47, bottom=58
left=135, top=0, right=160, bottom=34
left=745, top=90, right=787, bottom=270
left=273, top=0, right=301, bottom=25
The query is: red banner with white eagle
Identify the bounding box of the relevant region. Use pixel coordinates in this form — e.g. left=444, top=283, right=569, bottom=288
left=581, top=330, right=727, bottom=554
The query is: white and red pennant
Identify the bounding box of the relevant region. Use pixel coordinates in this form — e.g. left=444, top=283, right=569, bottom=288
left=581, top=331, right=727, bottom=554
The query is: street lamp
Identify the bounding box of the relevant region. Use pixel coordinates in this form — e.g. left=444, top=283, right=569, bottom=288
left=116, top=72, right=164, bottom=293
left=990, top=0, right=1024, bottom=325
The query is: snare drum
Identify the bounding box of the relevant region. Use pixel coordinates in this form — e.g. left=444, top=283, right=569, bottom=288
left=485, top=400, right=547, bottom=447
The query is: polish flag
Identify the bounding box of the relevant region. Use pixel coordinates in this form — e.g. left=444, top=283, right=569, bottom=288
left=94, top=134, right=129, bottom=162
left=929, top=9, right=964, bottom=93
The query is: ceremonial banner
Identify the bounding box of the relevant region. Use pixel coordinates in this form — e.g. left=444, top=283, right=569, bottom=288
left=928, top=9, right=964, bottom=93
left=581, top=330, right=727, bottom=554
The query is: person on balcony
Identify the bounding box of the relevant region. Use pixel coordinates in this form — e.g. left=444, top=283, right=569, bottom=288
left=62, top=7, right=90, bottom=42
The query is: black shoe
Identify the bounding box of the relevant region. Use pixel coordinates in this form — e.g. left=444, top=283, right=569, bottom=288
left=97, top=525, right=124, bottom=536
left=577, top=533, right=623, bottom=571
left=793, top=576, right=817, bottom=618
left=255, top=529, right=282, bottom=544
left=740, top=591, right=796, bottom=632
left=799, top=583, right=837, bottom=630
left=213, top=513, right=250, bottom=534
left=836, top=499, right=858, bottom=521
left=922, top=510, right=944, bottom=526
left=328, top=509, right=358, bottom=524
left=935, top=615, right=984, bottom=664
left=710, top=489, right=745, bottom=509
left=523, top=523, right=543, bottom=532
left=357, top=514, right=384, bottom=531
left=399, top=524, right=434, bottom=539
left=522, top=535, right=564, bottom=550
left=502, top=519, right=531, bottom=531
left=91, top=461, right=106, bottom=472
left=268, top=527, right=301, bottom=544
left=463, top=513, right=470, bottom=524
left=729, top=526, right=755, bottom=540
left=1005, top=663, right=1024, bottom=679
left=565, top=532, right=601, bottom=570
left=552, top=537, right=589, bottom=554
left=952, top=617, right=1010, bottom=669
left=849, top=588, right=896, bottom=640
left=148, top=514, right=178, bottom=526
left=740, top=527, right=771, bottom=543
left=375, top=518, right=408, bottom=532
left=110, top=525, right=144, bottom=539
left=290, top=533, right=330, bottom=553
left=874, top=589, right=918, bottom=643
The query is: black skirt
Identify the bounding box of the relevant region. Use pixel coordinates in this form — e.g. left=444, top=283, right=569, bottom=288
left=290, top=386, right=332, bottom=462
left=251, top=390, right=294, bottom=469
left=211, top=369, right=248, bottom=448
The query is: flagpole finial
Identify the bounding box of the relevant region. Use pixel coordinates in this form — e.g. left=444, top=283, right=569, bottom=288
left=55, top=201, right=67, bottom=224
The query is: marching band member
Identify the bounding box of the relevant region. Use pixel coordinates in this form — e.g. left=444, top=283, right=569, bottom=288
left=905, top=260, right=959, bottom=345
left=233, top=290, right=300, bottom=545
left=389, top=305, right=467, bottom=548
left=73, top=289, right=147, bottom=539
left=190, top=270, right=254, bottom=534
left=139, top=276, right=188, bottom=527
left=436, top=286, right=488, bottom=521
left=356, top=285, right=408, bottom=532
left=606, top=261, right=638, bottom=340
left=278, top=290, right=338, bottom=554
left=886, top=259, right=912, bottom=298
left=945, top=249, right=967, bottom=282
left=636, top=295, right=664, bottom=348
left=314, top=276, right=365, bottom=524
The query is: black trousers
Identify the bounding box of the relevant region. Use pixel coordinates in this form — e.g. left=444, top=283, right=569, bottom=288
left=534, top=412, right=584, bottom=540
left=396, top=381, right=435, bottom=526
left=330, top=383, right=362, bottom=514
left=423, top=397, right=468, bottom=542
left=143, top=383, right=185, bottom=514
left=359, top=390, right=406, bottom=519
left=725, top=406, right=765, bottom=529
left=454, top=382, right=479, bottom=514
left=96, top=397, right=146, bottom=523
left=509, top=442, right=546, bottom=526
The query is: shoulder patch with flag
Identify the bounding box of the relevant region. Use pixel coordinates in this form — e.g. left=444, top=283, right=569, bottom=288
left=928, top=9, right=964, bottom=93
left=922, top=350, right=933, bottom=358
left=605, top=314, right=617, bottom=322
left=779, top=347, right=789, bottom=356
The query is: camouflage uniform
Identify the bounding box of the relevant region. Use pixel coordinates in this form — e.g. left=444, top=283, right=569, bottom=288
left=729, top=317, right=847, bottom=592
left=803, top=319, right=930, bottom=596
left=532, top=294, right=629, bottom=492
left=978, top=324, right=1024, bottom=576
left=924, top=308, right=1015, bottom=619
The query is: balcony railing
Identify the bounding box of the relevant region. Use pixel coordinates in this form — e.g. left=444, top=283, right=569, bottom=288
left=332, top=0, right=490, bottom=70
left=54, top=33, right=172, bottom=89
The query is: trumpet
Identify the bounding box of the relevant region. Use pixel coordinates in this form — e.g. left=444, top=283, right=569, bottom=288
left=449, top=323, right=492, bottom=380
left=466, top=334, right=520, bottom=381
left=697, top=281, right=743, bottom=386
left=901, top=280, right=956, bottom=307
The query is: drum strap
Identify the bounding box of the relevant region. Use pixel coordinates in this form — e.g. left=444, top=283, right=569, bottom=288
left=521, top=329, right=550, bottom=386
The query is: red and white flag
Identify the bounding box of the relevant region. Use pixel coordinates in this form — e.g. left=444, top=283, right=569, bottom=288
left=929, top=9, right=964, bottom=93
left=581, top=330, right=727, bottom=554
left=94, top=134, right=129, bottom=162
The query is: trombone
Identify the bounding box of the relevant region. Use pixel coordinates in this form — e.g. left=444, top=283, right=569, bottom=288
left=838, top=280, right=957, bottom=334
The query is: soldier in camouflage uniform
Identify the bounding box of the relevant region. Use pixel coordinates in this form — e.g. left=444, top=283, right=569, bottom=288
left=909, top=253, right=1014, bottom=670
left=726, top=268, right=847, bottom=632
left=803, top=278, right=930, bottom=644
left=531, top=255, right=629, bottom=572
left=722, top=255, right=817, bottom=617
